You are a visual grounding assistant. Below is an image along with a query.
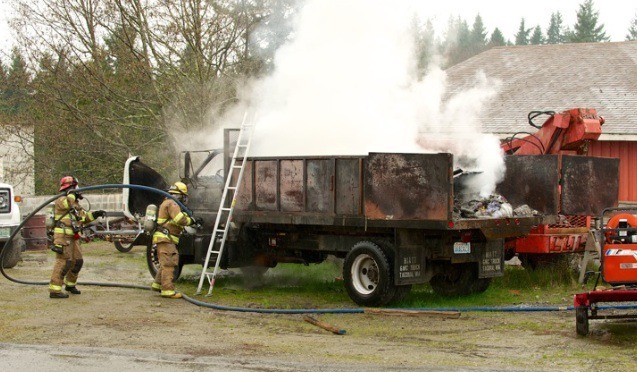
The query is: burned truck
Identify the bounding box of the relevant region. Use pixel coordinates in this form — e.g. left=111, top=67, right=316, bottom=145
left=125, top=131, right=545, bottom=306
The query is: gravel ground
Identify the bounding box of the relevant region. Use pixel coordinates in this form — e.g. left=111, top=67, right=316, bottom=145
left=1, top=242, right=636, bottom=371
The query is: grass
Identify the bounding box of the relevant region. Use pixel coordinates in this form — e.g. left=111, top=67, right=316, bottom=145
left=174, top=258, right=594, bottom=310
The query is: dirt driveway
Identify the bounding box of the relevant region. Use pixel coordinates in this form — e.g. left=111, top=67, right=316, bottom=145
left=1, top=242, right=636, bottom=371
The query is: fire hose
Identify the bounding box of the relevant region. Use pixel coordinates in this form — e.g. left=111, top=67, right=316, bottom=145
left=2, top=183, right=637, bottom=315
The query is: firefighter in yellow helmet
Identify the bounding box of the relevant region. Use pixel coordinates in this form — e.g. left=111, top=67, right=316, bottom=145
left=49, top=176, right=105, bottom=298
left=151, top=181, right=201, bottom=299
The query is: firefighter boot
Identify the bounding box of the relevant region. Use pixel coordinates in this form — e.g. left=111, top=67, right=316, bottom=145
left=65, top=286, right=81, bottom=294
left=50, top=292, right=69, bottom=299
left=161, top=291, right=183, bottom=299
left=151, top=282, right=161, bottom=292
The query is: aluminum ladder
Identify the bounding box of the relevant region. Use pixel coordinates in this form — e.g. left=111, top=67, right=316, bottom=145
left=196, top=112, right=255, bottom=295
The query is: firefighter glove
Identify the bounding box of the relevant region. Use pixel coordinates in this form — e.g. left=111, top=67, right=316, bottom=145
left=93, top=210, right=106, bottom=219
left=193, top=217, right=204, bottom=228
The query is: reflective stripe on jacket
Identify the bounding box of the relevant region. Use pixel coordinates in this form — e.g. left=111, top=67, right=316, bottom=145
left=152, top=198, right=192, bottom=244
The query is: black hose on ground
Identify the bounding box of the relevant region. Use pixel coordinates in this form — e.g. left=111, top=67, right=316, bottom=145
left=3, top=184, right=637, bottom=315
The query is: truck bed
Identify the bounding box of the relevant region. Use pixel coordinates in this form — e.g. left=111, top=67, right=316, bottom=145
left=233, top=152, right=540, bottom=239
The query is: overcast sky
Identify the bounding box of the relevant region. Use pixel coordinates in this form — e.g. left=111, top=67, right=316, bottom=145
left=0, top=0, right=635, bottom=58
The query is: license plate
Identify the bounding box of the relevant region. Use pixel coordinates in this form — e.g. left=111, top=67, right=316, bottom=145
left=454, top=242, right=471, bottom=254
left=0, top=227, right=10, bottom=238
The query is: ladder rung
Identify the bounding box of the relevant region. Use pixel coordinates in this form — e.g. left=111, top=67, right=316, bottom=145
left=232, top=165, right=243, bottom=169
left=211, top=250, right=220, bottom=254
left=220, top=207, right=231, bottom=211
left=227, top=186, right=237, bottom=190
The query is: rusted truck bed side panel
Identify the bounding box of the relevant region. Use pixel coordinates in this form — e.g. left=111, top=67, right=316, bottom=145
left=363, top=153, right=452, bottom=221
left=561, top=155, right=619, bottom=215
left=497, top=155, right=560, bottom=215
left=497, top=154, right=619, bottom=217
left=235, top=153, right=454, bottom=223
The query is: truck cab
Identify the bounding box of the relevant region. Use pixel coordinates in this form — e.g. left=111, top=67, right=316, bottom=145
left=0, top=182, right=25, bottom=268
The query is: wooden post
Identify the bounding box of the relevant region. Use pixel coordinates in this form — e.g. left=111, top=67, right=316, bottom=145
left=303, top=315, right=346, bottom=335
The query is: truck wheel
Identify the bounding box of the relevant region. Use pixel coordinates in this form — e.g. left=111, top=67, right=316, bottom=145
left=114, top=240, right=135, bottom=253
left=343, top=241, right=394, bottom=306
left=575, top=306, right=589, bottom=336
left=146, top=243, right=182, bottom=281
left=1, top=237, right=24, bottom=269
left=430, top=262, right=475, bottom=297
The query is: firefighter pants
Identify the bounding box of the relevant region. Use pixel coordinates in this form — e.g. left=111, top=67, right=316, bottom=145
left=49, top=236, right=83, bottom=293
left=153, top=242, right=179, bottom=295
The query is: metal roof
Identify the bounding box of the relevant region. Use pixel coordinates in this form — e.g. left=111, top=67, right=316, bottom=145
left=445, top=41, right=637, bottom=139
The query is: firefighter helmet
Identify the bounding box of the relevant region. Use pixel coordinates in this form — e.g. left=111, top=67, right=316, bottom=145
left=59, top=176, right=79, bottom=192
left=168, top=181, right=188, bottom=196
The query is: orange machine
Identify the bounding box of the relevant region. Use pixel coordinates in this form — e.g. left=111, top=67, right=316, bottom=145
left=573, top=208, right=637, bottom=336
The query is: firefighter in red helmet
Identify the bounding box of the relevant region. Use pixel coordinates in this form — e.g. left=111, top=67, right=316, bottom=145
left=151, top=181, right=201, bottom=299
left=48, top=176, right=105, bottom=298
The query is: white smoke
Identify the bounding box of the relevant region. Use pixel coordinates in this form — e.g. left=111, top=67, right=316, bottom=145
left=223, top=0, right=505, bottom=196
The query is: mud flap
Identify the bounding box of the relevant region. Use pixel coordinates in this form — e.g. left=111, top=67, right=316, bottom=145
left=479, top=239, right=504, bottom=278
left=394, top=246, right=425, bottom=285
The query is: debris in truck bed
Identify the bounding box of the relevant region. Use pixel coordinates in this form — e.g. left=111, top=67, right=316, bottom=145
left=454, top=194, right=538, bottom=219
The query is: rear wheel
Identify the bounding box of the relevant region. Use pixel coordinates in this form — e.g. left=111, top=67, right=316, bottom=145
left=1, top=237, right=23, bottom=269
left=343, top=241, right=395, bottom=306
left=575, top=306, right=589, bottom=336
left=430, top=262, right=476, bottom=297
left=146, top=242, right=182, bottom=281
left=114, top=240, right=135, bottom=253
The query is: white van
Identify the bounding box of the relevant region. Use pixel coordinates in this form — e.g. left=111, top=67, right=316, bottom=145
left=0, top=182, right=24, bottom=268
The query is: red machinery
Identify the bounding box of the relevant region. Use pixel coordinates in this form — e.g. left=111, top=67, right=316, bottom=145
left=501, top=108, right=607, bottom=265
left=573, top=208, right=637, bottom=336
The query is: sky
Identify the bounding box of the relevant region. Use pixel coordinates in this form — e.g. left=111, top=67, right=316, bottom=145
left=0, top=0, right=635, bottom=55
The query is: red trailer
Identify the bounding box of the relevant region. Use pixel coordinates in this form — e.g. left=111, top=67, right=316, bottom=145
left=573, top=207, right=637, bottom=336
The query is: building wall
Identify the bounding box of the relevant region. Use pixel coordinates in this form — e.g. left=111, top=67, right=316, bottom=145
left=588, top=141, right=637, bottom=203
left=19, top=193, right=124, bottom=217
left=0, top=124, right=35, bottom=195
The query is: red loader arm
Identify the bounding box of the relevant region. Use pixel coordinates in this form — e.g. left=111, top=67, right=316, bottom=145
left=501, top=108, right=604, bottom=155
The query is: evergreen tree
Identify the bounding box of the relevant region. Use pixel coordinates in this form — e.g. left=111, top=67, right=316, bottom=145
left=546, top=12, right=565, bottom=44
left=627, top=13, right=637, bottom=41
left=530, top=26, right=544, bottom=45
left=4, top=48, right=31, bottom=115
left=515, top=18, right=532, bottom=45
left=489, top=28, right=507, bottom=47
left=469, top=14, right=488, bottom=54
left=569, top=0, right=609, bottom=42
left=411, top=15, right=436, bottom=75
left=443, top=16, right=472, bottom=66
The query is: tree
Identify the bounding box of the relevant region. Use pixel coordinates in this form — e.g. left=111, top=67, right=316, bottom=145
left=546, top=12, right=565, bottom=44
left=489, top=28, right=506, bottom=47
left=469, top=14, right=487, bottom=55
left=11, top=0, right=296, bottom=193
left=530, top=26, right=544, bottom=45
left=514, top=18, right=532, bottom=45
left=443, top=16, right=472, bottom=67
left=411, top=15, right=437, bottom=75
left=569, top=0, right=610, bottom=42
left=3, top=48, right=30, bottom=115
left=627, top=12, right=637, bottom=41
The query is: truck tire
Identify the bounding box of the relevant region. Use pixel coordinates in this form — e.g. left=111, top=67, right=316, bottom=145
left=430, top=262, right=475, bottom=297
left=114, top=240, right=135, bottom=253
left=575, top=306, right=589, bottom=336
left=1, top=237, right=24, bottom=269
left=343, top=241, right=395, bottom=306
left=146, top=242, right=182, bottom=281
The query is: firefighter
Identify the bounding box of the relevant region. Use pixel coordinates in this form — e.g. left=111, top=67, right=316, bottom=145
left=49, top=176, right=105, bottom=298
left=151, top=181, right=201, bottom=299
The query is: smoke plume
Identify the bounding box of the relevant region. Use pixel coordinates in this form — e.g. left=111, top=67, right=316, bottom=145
left=222, top=0, right=504, bottom=196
